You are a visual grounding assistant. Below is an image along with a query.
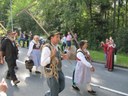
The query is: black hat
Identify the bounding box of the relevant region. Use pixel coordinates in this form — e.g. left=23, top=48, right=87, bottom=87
left=48, top=31, right=62, bottom=40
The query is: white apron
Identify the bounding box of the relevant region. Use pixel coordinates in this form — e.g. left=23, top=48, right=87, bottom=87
left=74, top=49, right=91, bottom=86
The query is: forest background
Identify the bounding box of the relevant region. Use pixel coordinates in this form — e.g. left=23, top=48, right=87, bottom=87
left=0, top=0, right=128, bottom=67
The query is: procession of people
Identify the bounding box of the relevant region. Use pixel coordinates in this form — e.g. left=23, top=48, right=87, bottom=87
left=0, top=29, right=120, bottom=96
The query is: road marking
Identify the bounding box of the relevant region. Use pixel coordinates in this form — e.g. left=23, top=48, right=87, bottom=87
left=17, top=59, right=128, bottom=96
left=65, top=76, right=72, bottom=80
left=91, top=83, right=128, bottom=96
left=65, top=75, right=128, bottom=96
left=17, top=60, right=25, bottom=64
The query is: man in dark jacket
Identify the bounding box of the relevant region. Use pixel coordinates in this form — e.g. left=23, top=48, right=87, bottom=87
left=1, top=30, right=20, bottom=85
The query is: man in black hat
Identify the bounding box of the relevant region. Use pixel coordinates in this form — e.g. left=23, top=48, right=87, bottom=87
left=1, top=30, right=20, bottom=85
left=41, top=31, right=67, bottom=96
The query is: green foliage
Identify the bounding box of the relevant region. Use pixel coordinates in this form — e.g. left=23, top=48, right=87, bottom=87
left=115, top=28, right=128, bottom=53
left=15, top=12, right=42, bottom=35
left=90, top=50, right=128, bottom=67
left=11, top=0, right=34, bottom=17
left=36, top=0, right=82, bottom=33
left=0, top=0, right=10, bottom=27
left=0, top=0, right=128, bottom=53
left=0, top=28, right=5, bottom=36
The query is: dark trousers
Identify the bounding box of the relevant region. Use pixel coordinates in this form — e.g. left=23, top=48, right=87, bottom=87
left=23, top=39, right=29, bottom=48
left=18, top=38, right=25, bottom=46
left=73, top=40, right=78, bottom=49
left=72, top=69, right=75, bottom=85
left=6, top=59, right=17, bottom=81
left=45, top=71, right=65, bottom=96
left=61, top=42, right=66, bottom=51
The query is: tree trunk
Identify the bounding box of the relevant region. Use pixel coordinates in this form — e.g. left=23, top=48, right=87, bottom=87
left=125, top=0, right=128, bottom=27
left=117, top=1, right=120, bottom=29
left=89, top=0, right=92, bottom=22
left=113, top=0, right=116, bottom=34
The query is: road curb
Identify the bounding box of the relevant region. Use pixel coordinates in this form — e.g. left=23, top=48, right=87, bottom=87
left=93, top=60, right=128, bottom=69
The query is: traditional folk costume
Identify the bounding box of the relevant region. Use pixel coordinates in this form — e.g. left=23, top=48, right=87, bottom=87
left=41, top=43, right=65, bottom=96
left=74, top=48, right=93, bottom=91
left=107, top=44, right=115, bottom=71
left=101, top=42, right=108, bottom=67
left=27, top=40, right=41, bottom=73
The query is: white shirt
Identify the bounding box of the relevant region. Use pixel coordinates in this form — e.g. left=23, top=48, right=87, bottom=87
left=41, top=43, right=58, bottom=67
left=77, top=49, right=92, bottom=68
left=41, top=47, right=51, bottom=66
left=61, top=36, right=66, bottom=43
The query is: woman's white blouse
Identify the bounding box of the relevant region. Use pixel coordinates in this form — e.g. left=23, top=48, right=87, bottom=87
left=77, top=50, right=92, bottom=68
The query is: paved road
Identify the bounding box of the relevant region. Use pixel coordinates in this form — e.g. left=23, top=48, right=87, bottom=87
left=0, top=48, right=128, bottom=96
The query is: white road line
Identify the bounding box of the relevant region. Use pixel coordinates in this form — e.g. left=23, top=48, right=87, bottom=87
left=65, top=75, right=128, bottom=96
left=17, top=60, right=24, bottom=64
left=91, top=83, right=128, bottom=96
left=17, top=59, right=128, bottom=96
left=65, top=76, right=72, bottom=80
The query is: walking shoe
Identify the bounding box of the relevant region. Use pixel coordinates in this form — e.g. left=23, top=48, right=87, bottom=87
left=6, top=76, right=11, bottom=80
left=14, top=66, right=18, bottom=70
left=29, top=69, right=32, bottom=72
left=13, top=80, right=20, bottom=85
left=35, top=71, right=41, bottom=74
left=72, top=85, right=80, bottom=91
left=88, top=90, right=96, bottom=95
left=44, top=90, right=50, bottom=96
left=108, top=69, right=113, bottom=71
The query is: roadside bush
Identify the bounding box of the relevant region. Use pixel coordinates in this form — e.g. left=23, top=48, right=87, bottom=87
left=115, top=28, right=128, bottom=54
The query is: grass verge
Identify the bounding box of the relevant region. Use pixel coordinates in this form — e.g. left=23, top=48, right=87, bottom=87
left=90, top=50, right=128, bottom=68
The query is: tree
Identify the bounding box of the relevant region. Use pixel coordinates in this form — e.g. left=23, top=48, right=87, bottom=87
left=1, top=0, right=128, bottom=52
